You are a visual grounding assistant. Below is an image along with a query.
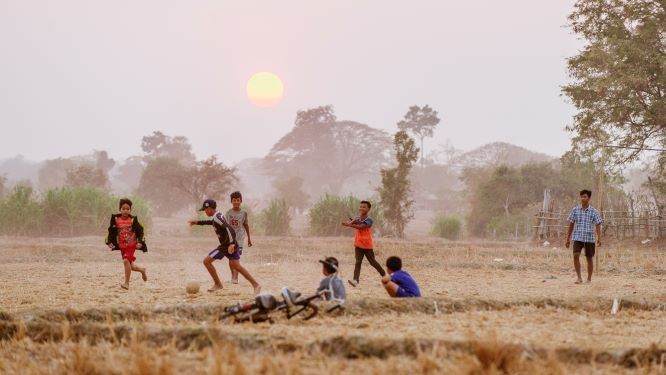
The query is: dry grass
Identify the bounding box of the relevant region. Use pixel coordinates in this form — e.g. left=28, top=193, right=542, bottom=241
left=1, top=224, right=665, bottom=374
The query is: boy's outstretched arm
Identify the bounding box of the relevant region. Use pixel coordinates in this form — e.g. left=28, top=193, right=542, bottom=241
left=189, top=219, right=213, bottom=226
left=343, top=221, right=371, bottom=230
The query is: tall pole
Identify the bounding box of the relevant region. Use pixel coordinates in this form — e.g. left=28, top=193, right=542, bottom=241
left=597, top=145, right=605, bottom=271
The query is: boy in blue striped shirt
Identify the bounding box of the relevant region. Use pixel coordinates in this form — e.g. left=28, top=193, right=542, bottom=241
left=565, top=189, right=602, bottom=284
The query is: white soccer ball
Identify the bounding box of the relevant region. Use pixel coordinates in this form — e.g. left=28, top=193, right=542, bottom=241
left=186, top=281, right=200, bottom=294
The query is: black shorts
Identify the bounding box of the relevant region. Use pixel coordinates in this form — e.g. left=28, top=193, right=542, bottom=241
left=573, top=241, right=595, bottom=257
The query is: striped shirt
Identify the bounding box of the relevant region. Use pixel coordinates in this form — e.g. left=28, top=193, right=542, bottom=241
left=567, top=205, right=602, bottom=243
left=196, top=211, right=237, bottom=248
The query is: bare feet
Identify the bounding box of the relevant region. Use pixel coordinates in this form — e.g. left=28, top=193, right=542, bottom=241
left=253, top=285, right=262, bottom=295
left=574, top=279, right=583, bottom=284
left=208, top=284, right=223, bottom=292
left=120, top=283, right=129, bottom=290
left=231, top=279, right=239, bottom=284
left=140, top=268, right=147, bottom=282
left=586, top=280, right=591, bottom=284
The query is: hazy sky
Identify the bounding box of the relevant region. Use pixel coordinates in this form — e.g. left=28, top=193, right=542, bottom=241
left=0, top=0, right=582, bottom=165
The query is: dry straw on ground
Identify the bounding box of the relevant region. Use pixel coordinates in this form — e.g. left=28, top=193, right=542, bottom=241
left=1, top=232, right=665, bottom=374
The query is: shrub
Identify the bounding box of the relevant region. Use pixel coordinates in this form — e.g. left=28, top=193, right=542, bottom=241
left=431, top=214, right=462, bottom=240
left=258, top=199, right=290, bottom=236
left=308, top=194, right=386, bottom=237
left=0, top=186, right=151, bottom=237
left=0, top=186, right=44, bottom=236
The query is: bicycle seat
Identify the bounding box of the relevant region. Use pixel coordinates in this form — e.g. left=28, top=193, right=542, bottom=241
left=281, top=287, right=301, bottom=307
left=255, top=294, right=277, bottom=310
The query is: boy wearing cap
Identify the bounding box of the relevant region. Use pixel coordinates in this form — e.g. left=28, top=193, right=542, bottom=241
left=189, top=199, right=261, bottom=294
left=316, top=257, right=346, bottom=302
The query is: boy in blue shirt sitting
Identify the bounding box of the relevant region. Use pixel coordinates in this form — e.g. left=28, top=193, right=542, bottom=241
left=381, top=256, right=421, bottom=298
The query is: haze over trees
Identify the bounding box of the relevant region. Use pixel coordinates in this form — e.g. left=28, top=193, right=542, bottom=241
left=264, top=105, right=393, bottom=197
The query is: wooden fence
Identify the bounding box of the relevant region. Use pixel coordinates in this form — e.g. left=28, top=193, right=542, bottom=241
left=533, top=209, right=665, bottom=240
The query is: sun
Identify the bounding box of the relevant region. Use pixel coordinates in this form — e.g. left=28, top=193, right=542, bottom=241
left=246, top=72, right=284, bottom=107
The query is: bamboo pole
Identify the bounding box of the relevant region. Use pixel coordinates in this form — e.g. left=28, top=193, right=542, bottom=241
left=597, top=145, right=605, bottom=271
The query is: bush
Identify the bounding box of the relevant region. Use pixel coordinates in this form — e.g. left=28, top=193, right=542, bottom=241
left=0, top=186, right=44, bottom=236
left=0, top=186, right=151, bottom=237
left=308, top=194, right=385, bottom=237
left=484, top=212, right=529, bottom=240
left=431, top=214, right=462, bottom=240
left=258, top=199, right=290, bottom=236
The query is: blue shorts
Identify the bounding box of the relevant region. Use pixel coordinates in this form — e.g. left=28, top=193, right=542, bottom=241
left=396, top=287, right=418, bottom=298
left=208, top=246, right=240, bottom=261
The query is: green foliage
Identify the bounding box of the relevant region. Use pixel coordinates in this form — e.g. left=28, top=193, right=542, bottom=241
left=431, top=215, right=462, bottom=240
left=378, top=131, right=419, bottom=238
left=309, top=194, right=359, bottom=236
left=258, top=199, right=290, bottom=236
left=273, top=175, right=310, bottom=211
left=463, top=160, right=626, bottom=238
left=309, top=194, right=385, bottom=237
left=563, top=0, right=666, bottom=170
left=0, top=186, right=44, bottom=236
left=397, top=105, right=440, bottom=164
left=0, top=175, right=6, bottom=197
left=0, top=186, right=151, bottom=237
left=485, top=212, right=531, bottom=240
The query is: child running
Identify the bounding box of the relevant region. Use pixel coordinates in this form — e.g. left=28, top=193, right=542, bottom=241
left=316, top=257, right=346, bottom=302
left=381, top=256, right=421, bottom=298
left=189, top=199, right=261, bottom=294
left=225, top=191, right=252, bottom=284
left=105, top=198, right=148, bottom=290
left=342, top=200, right=386, bottom=287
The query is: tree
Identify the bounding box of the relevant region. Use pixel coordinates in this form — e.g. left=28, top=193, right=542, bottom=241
left=0, top=174, right=6, bottom=197
left=65, top=165, right=109, bottom=189
left=141, top=131, right=196, bottom=165
left=137, top=155, right=236, bottom=217
left=273, top=175, right=310, bottom=211
left=265, top=106, right=392, bottom=195
left=93, top=150, right=116, bottom=173
left=183, top=155, right=237, bottom=206
left=114, top=155, right=145, bottom=192
left=38, top=158, right=77, bottom=191
left=378, top=131, right=419, bottom=238
left=397, top=105, right=440, bottom=166
left=137, top=157, right=191, bottom=217
left=562, top=0, right=666, bottom=171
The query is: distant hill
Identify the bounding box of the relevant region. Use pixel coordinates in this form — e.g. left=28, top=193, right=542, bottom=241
left=452, top=142, right=555, bottom=169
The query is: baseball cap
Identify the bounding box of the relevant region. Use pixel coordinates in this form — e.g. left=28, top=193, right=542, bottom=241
left=319, top=257, right=339, bottom=271
left=199, top=199, right=217, bottom=211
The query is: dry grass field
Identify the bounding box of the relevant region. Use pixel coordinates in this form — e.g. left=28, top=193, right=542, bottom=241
left=1, top=220, right=666, bottom=374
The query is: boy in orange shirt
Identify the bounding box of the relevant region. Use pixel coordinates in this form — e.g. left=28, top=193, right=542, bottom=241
left=342, top=200, right=385, bottom=287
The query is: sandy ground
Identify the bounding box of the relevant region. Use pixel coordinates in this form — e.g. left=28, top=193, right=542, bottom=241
left=1, top=231, right=666, bottom=374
